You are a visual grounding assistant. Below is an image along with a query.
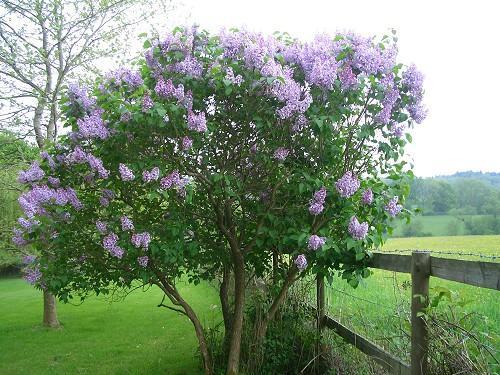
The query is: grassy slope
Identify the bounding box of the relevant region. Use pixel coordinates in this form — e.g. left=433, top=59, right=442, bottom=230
left=0, top=279, right=219, bottom=375
left=324, top=235, right=500, bottom=366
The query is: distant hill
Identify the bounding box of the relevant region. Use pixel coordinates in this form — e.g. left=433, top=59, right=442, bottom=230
left=433, top=171, right=500, bottom=189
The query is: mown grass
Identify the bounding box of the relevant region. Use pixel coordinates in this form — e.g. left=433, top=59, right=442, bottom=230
left=323, top=235, right=500, bottom=370
left=0, top=278, right=220, bottom=375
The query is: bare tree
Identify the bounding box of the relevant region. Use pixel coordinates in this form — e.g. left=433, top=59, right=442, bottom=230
left=0, top=0, right=177, bottom=328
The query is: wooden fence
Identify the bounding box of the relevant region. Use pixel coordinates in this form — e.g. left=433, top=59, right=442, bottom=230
left=315, top=251, right=500, bottom=375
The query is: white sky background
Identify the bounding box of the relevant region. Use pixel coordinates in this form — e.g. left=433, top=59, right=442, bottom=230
left=179, top=0, right=500, bottom=177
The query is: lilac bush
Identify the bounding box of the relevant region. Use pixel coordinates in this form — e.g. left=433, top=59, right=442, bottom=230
left=13, top=26, right=425, bottom=374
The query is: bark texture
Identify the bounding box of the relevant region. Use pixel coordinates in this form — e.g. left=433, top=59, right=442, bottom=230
left=43, top=290, right=60, bottom=328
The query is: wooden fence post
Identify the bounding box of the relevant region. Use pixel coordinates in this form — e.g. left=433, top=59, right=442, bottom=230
left=316, top=274, right=325, bottom=372
left=411, top=251, right=431, bottom=375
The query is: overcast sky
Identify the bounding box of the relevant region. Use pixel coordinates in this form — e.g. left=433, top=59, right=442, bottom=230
left=180, top=0, right=499, bottom=177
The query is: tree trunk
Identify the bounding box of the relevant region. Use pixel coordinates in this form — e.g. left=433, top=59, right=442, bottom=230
left=220, top=264, right=233, bottom=349
left=226, top=253, right=245, bottom=375
left=255, top=267, right=298, bottom=343
left=182, top=302, right=213, bottom=375
left=43, top=290, right=60, bottom=328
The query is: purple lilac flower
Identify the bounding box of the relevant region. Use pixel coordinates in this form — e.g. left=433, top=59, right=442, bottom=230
left=119, top=163, right=135, bottom=181
left=224, top=67, right=244, bottom=85
left=390, top=122, right=405, bottom=137
left=348, top=216, right=369, bottom=240
left=361, top=189, right=373, bottom=205
left=408, top=103, right=427, bottom=124
left=142, top=167, right=160, bottom=183
left=294, top=254, right=308, bottom=271
left=105, top=68, right=144, bottom=88
left=154, top=77, right=173, bottom=98
left=17, top=217, right=38, bottom=232
left=160, top=171, right=181, bottom=189
left=182, top=136, right=193, bottom=150
left=376, top=88, right=400, bottom=125
left=335, top=171, right=360, bottom=198
left=121, top=216, right=134, bottom=231
left=12, top=228, right=27, bottom=246
left=172, top=56, right=203, bottom=78
left=142, top=93, right=154, bottom=112
left=308, top=235, right=326, bottom=251
left=131, top=232, right=151, bottom=249
left=68, top=83, right=96, bottom=111
left=77, top=109, right=109, bottom=139
left=66, top=146, right=87, bottom=165
left=292, top=114, right=309, bottom=133
left=96, top=220, right=107, bottom=234
left=273, top=147, right=289, bottom=161
left=102, top=232, right=124, bottom=258
left=339, top=65, right=357, bottom=89
left=385, top=196, right=403, bottom=217
left=87, top=154, right=109, bottom=179
left=18, top=161, right=45, bottom=184
left=23, top=254, right=36, bottom=264
left=137, top=256, right=149, bottom=268
left=24, top=266, right=42, bottom=285
left=120, top=112, right=132, bottom=122
left=309, top=187, right=326, bottom=216
left=187, top=111, right=207, bottom=132
left=403, top=64, right=424, bottom=99
left=47, top=177, right=60, bottom=187
left=40, top=151, right=56, bottom=169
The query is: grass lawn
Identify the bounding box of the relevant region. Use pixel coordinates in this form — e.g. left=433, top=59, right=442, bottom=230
left=323, top=235, right=500, bottom=370
left=0, top=278, right=220, bottom=375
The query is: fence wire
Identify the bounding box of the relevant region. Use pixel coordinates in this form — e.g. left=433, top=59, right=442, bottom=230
left=377, top=248, right=500, bottom=261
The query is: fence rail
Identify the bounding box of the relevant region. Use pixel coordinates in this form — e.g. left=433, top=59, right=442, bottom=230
left=316, top=250, right=500, bottom=375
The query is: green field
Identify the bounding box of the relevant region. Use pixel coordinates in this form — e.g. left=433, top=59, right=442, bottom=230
left=0, top=279, right=219, bottom=375
left=324, top=235, right=500, bottom=370
left=392, top=214, right=494, bottom=237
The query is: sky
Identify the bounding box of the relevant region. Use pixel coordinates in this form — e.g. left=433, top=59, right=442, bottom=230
left=180, top=0, right=500, bottom=177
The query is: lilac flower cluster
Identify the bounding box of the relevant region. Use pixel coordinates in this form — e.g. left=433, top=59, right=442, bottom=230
left=77, top=109, right=109, bottom=139
left=172, top=56, right=203, bottom=78
left=131, top=232, right=151, bottom=249
left=12, top=228, right=27, bottom=246
left=24, top=265, right=42, bottom=285
left=96, top=220, right=107, bottom=234
left=102, top=232, right=124, bottom=258
left=18, top=185, right=82, bottom=218
left=87, top=154, right=110, bottom=179
left=68, top=83, right=96, bottom=112
left=376, top=88, right=400, bottom=124
left=160, top=170, right=181, bottom=189
left=23, top=254, right=36, bottom=264
left=187, top=111, right=207, bottom=132
left=182, top=136, right=193, bottom=150
left=120, top=216, right=134, bottom=231
left=273, top=147, right=289, bottom=161
left=47, top=176, right=60, bottom=187
left=338, top=65, right=357, bottom=90
left=17, top=217, right=39, bottom=232
left=385, top=196, right=403, bottom=217
left=64, top=147, right=109, bottom=180
left=40, top=151, right=56, bottom=169
left=142, top=167, right=160, bottom=183
left=361, top=188, right=373, bottom=205
left=308, top=235, right=326, bottom=251
left=294, top=254, right=307, bottom=271
left=105, top=68, right=144, bottom=88
left=154, top=78, right=193, bottom=110
left=120, top=112, right=131, bottom=122
left=119, top=163, right=135, bottom=181
left=18, top=161, right=45, bottom=184
left=100, top=189, right=115, bottom=207
left=403, top=65, right=427, bottom=123
left=224, top=67, right=244, bottom=86
left=309, top=187, right=326, bottom=216
left=390, top=122, right=405, bottom=137
left=348, top=216, right=369, bottom=240
left=142, top=93, right=154, bottom=112
left=137, top=256, right=149, bottom=267
left=335, top=171, right=360, bottom=198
